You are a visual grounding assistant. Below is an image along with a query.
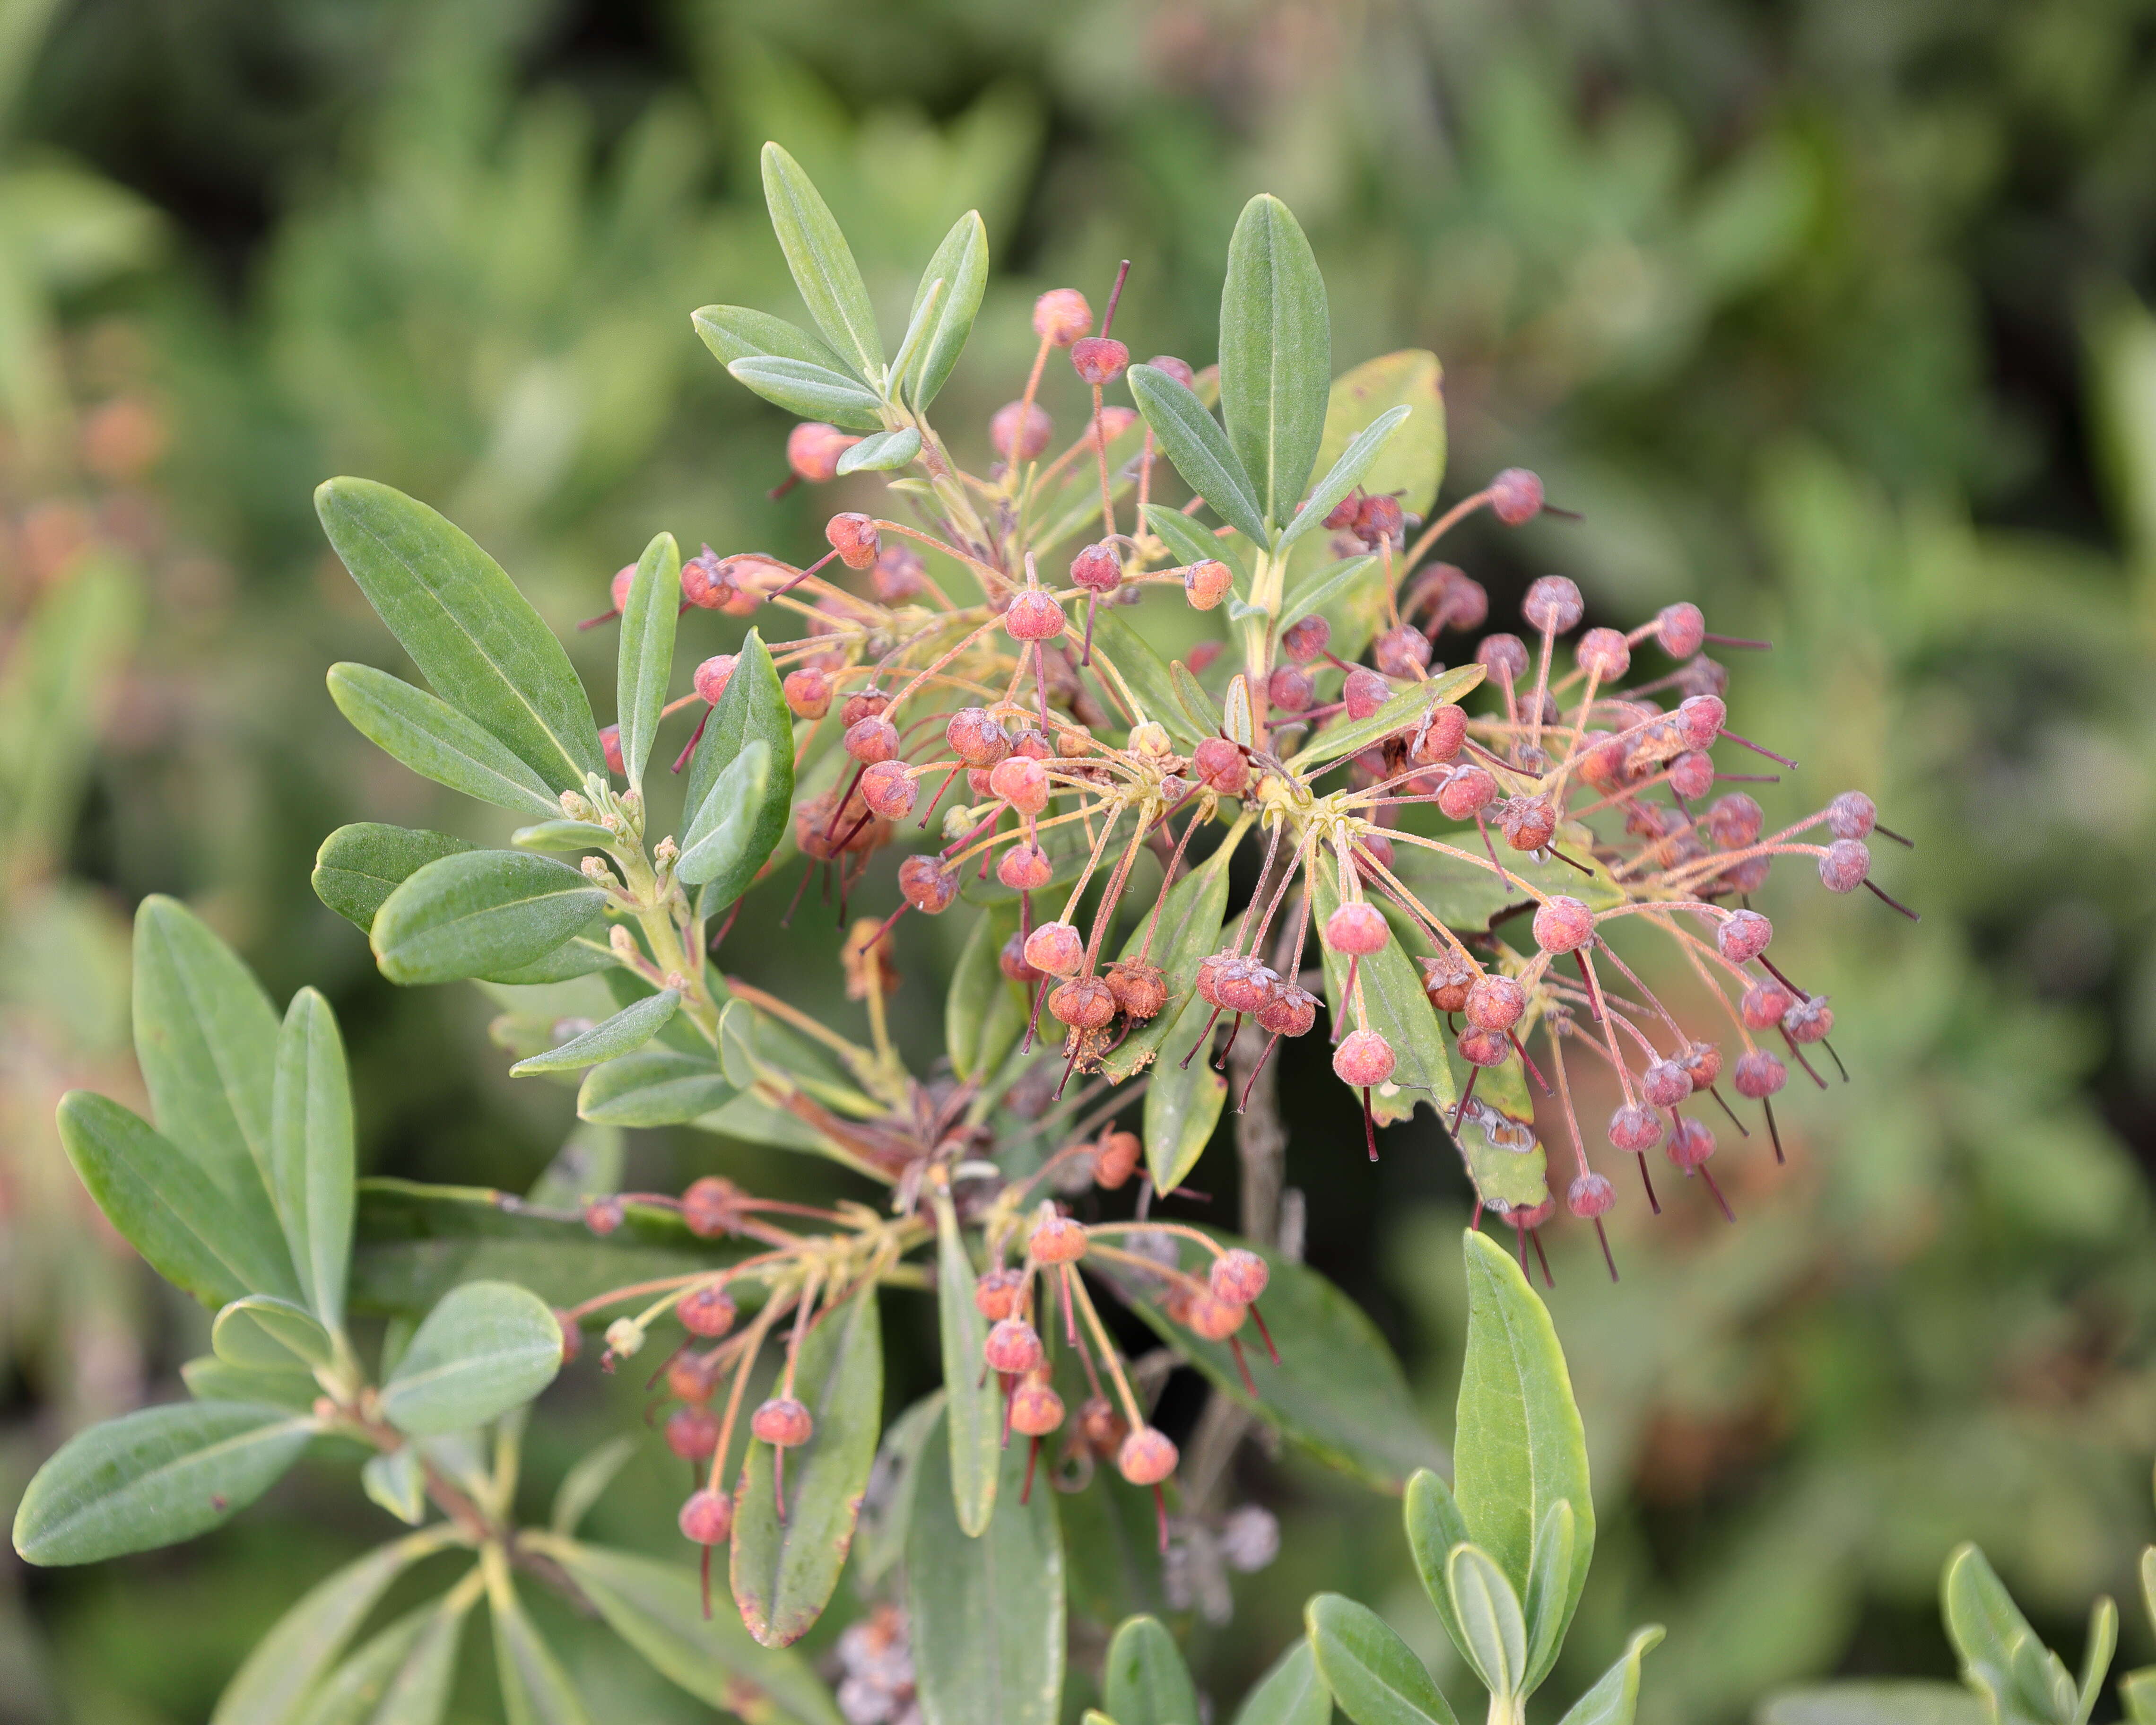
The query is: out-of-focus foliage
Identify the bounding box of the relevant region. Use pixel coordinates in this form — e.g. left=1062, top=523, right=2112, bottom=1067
left=3, top=0, right=2156, bottom=1720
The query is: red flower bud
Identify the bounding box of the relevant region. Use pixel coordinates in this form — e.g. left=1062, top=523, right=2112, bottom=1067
left=1025, top=921, right=1084, bottom=977
left=1523, top=575, right=1583, bottom=635
left=1004, top=590, right=1067, bottom=642
left=1333, top=1029, right=1396, bottom=1086
left=989, top=754, right=1050, bottom=814
left=1567, top=1172, right=1616, bottom=1218
left=1490, top=467, right=1544, bottom=525
left=678, top=1488, right=735, bottom=1545
left=679, top=1284, right=738, bottom=1337
left=1071, top=336, right=1129, bottom=385
left=984, top=1318, right=1045, bottom=1375
left=997, top=841, right=1053, bottom=891
left=974, top=1268, right=1024, bottom=1321
left=751, top=1397, right=813, bottom=1447
left=1324, top=901, right=1390, bottom=956
left=599, top=724, right=625, bottom=776
left=1070, top=541, right=1122, bottom=592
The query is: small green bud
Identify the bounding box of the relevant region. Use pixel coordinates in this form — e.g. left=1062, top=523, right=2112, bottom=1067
left=604, top=1318, right=644, bottom=1358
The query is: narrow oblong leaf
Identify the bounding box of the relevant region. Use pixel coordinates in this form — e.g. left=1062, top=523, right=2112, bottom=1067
left=1522, top=1499, right=1578, bottom=1694
left=1277, top=406, right=1410, bottom=552
left=272, top=987, right=355, bottom=1330
left=1218, top=193, right=1331, bottom=529
left=836, top=426, right=923, bottom=474
left=531, top=1537, right=844, bottom=1725
left=379, top=1280, right=563, bottom=1438
left=209, top=1530, right=453, bottom=1725
left=548, top=1436, right=635, bottom=1538
left=511, top=990, right=679, bottom=1076
left=1101, top=822, right=1245, bottom=1084
left=183, top=1356, right=320, bottom=1412
left=1130, top=364, right=1269, bottom=546
left=1405, top=1468, right=1472, bottom=1653
left=1756, top=1684, right=1987, bottom=1725
left=1093, top=607, right=1202, bottom=742
left=683, top=629, right=794, bottom=914
left=289, top=1608, right=430, bottom=1725
left=1141, top=1044, right=1226, bottom=1194
left=510, top=819, right=616, bottom=852
left=2077, top=1599, right=2118, bottom=1725
left=1306, top=1594, right=1459, bottom=1725
left=904, top=210, right=989, bottom=408
left=1279, top=555, right=1378, bottom=632
left=1454, top=1229, right=1594, bottom=1629
left=947, top=906, right=1026, bottom=1085
left=58, top=1090, right=288, bottom=1307
left=1308, top=350, right=1446, bottom=525
left=615, top=531, right=681, bottom=788
left=576, top=1049, right=739, bottom=1127
left=486, top=1554, right=594, bottom=1725
left=855, top=1394, right=942, bottom=1590
left=931, top=1186, right=1000, bottom=1537
left=12, top=1401, right=314, bottom=1565
left=1551, top=1627, right=1663, bottom=1725
left=314, top=824, right=478, bottom=932
left=1143, top=501, right=1244, bottom=584
left=370, top=851, right=607, bottom=986
left=1447, top=1543, right=1527, bottom=1702
left=1105, top=1615, right=1201, bottom=1725
left=762, top=142, right=884, bottom=379
left=1234, top=1640, right=1331, bottom=1725
left=315, top=478, right=603, bottom=792
left=359, top=1583, right=474, bottom=1725
left=327, top=664, right=563, bottom=818
left=732, top=1281, right=884, bottom=1647
left=692, top=304, right=853, bottom=375
left=213, top=1295, right=334, bottom=1372
left=677, top=741, right=773, bottom=887
left=728, top=357, right=886, bottom=432
left=908, top=1405, right=1064, bottom=1725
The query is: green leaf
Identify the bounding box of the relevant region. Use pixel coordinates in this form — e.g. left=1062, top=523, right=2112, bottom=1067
left=1235, top=1641, right=1331, bottom=1725
left=1453, top=1229, right=1594, bottom=1632
left=1288, top=664, right=1484, bottom=771
left=11, top=1400, right=314, bottom=1565
left=948, top=905, right=1027, bottom=1084
left=1100, top=824, right=1243, bottom=1083
left=379, top=1280, right=563, bottom=1437
left=908, top=1405, right=1064, bottom=1725
left=361, top=1448, right=425, bottom=1526
left=183, top=1356, right=320, bottom=1412
left=1552, top=1627, right=1663, bottom=1725
left=213, top=1295, right=334, bottom=1372
left=289, top=1608, right=430, bottom=1725
left=209, top=1531, right=452, bottom=1725
left=314, top=825, right=479, bottom=932
left=486, top=1556, right=594, bottom=1725
left=370, top=851, right=607, bottom=986
left=1278, top=406, right=1410, bottom=553
left=1943, top=1544, right=2077, bottom=1725
left=354, top=1583, right=473, bottom=1725
left=1125, top=1233, right=1445, bottom=1491
left=1279, top=555, right=1378, bottom=632
left=904, top=210, right=989, bottom=408
left=58, top=1089, right=290, bottom=1307
left=1447, top=1543, right=1527, bottom=1701
left=1758, top=1684, right=1987, bottom=1725
left=1105, top=1615, right=1201, bottom=1725
left=1171, top=660, right=1227, bottom=738
left=678, top=741, right=774, bottom=887
left=1306, top=1594, right=1458, bottom=1725
left=728, top=357, right=887, bottom=432
left=1129, top=364, right=1269, bottom=546
left=1404, top=1469, right=1472, bottom=1652
left=272, top=987, right=355, bottom=1330
left=327, top=664, right=563, bottom=818
left=931, top=1186, right=1000, bottom=1537
left=683, top=628, right=795, bottom=914
left=1310, top=351, right=1447, bottom=526
left=1521, top=1498, right=1577, bottom=1693
left=761, top=143, right=884, bottom=378
left=510, top=820, right=616, bottom=852
left=511, top=991, right=679, bottom=1076
left=548, top=1436, right=635, bottom=1538
left=855, top=1394, right=942, bottom=1589
left=531, top=1537, right=844, bottom=1725
left=576, top=1048, right=739, bottom=1126
left=1141, top=1041, right=1227, bottom=1193
left=732, top=1281, right=884, bottom=1647
left=836, top=427, right=922, bottom=473
left=2121, top=1671, right=2156, bottom=1725
left=315, top=478, right=602, bottom=792
left=692, top=304, right=854, bottom=374
left=615, top=531, right=680, bottom=788
left=1143, top=502, right=1244, bottom=584
left=480, top=937, right=617, bottom=986
left=1217, top=194, right=1330, bottom=528
left=1309, top=871, right=1455, bottom=1125
left=1093, top=607, right=1204, bottom=743
left=2077, top=1601, right=2117, bottom=1725
left=131, top=895, right=289, bottom=1271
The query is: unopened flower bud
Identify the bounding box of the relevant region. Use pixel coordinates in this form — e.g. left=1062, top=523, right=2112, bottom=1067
left=1567, top=1172, right=1616, bottom=1218
left=1717, top=908, right=1773, bottom=964
left=1642, top=1059, right=1692, bottom=1108
left=1819, top=838, right=1870, bottom=892
left=1608, top=1104, right=1662, bottom=1152
left=1576, top=627, right=1629, bottom=679
left=1827, top=791, right=1877, bottom=840
left=1268, top=665, right=1313, bottom=713
left=1010, top=1378, right=1066, bottom=1437
left=1522, top=575, right=1583, bottom=635
left=1490, top=467, right=1544, bottom=525
left=783, top=668, right=832, bottom=717
left=1004, top=590, right=1067, bottom=641
left=1343, top=667, right=1391, bottom=721
left=1033, top=288, right=1093, bottom=346
left=600, top=724, right=625, bottom=776
left=1210, top=1248, right=1269, bottom=1306
left=678, top=1488, right=734, bottom=1545
left=604, top=1318, right=644, bottom=1359
left=1148, top=355, right=1195, bottom=387
left=788, top=421, right=859, bottom=482
left=984, top=1318, right=1045, bottom=1375
left=1476, top=633, right=1530, bottom=680
left=1464, top=975, right=1526, bottom=1033
left=1025, top=921, right=1084, bottom=977
left=1070, top=541, right=1121, bottom=592
left=1734, top=1049, right=1787, bottom=1098
left=1438, top=766, right=1498, bottom=820
left=1182, top=560, right=1234, bottom=610
left=751, top=1397, right=814, bottom=1447
left=872, top=543, right=929, bottom=604
left=1071, top=336, right=1129, bottom=385
left=989, top=754, right=1051, bottom=815
left=1373, top=625, right=1432, bottom=678
left=991, top=400, right=1053, bottom=461
left=680, top=1284, right=737, bottom=1338
left=1325, top=901, right=1390, bottom=955
left=826, top=513, right=878, bottom=570
left=667, top=1405, right=721, bottom=1461
left=1333, top=1029, right=1396, bottom=1086
left=1050, top=975, right=1116, bottom=1029
left=1655, top=602, right=1705, bottom=657
left=1095, top=1130, right=1142, bottom=1189
left=1117, top=1427, right=1178, bottom=1486
left=1532, top=896, right=1595, bottom=954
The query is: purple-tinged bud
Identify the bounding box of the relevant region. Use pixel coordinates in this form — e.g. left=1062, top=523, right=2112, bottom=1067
left=1819, top=839, right=1870, bottom=893
left=1356, top=493, right=1404, bottom=544
left=1655, top=602, right=1705, bottom=658
left=1828, top=791, right=1877, bottom=841
left=947, top=707, right=1011, bottom=768
left=991, top=400, right=1053, bottom=461
left=1034, top=289, right=1093, bottom=346
left=1281, top=615, right=1330, bottom=663
left=1499, top=796, right=1557, bottom=853
left=1608, top=1104, right=1663, bottom=1153
left=1476, top=633, right=1530, bottom=680
left=1071, top=336, right=1129, bottom=385
left=1642, top=1059, right=1692, bottom=1109
left=1575, top=626, right=1630, bottom=679
left=1344, top=667, right=1391, bottom=720
left=1717, top=908, right=1773, bottom=964
left=1669, top=749, right=1715, bottom=799
left=784, top=668, right=832, bottom=717
left=1070, top=541, right=1122, bottom=592
left=1000, top=933, right=1043, bottom=984
left=600, top=724, right=625, bottom=776
left=1532, top=896, right=1595, bottom=954
left=1567, top=1172, right=1616, bottom=1218
left=1258, top=984, right=1318, bottom=1037
left=872, top=543, right=929, bottom=603
left=752, top=1397, right=814, bottom=1447
left=1734, top=1050, right=1786, bottom=1098
left=1490, top=468, right=1544, bottom=525
left=1666, top=1115, right=1715, bottom=1168
left=1373, top=626, right=1433, bottom=679
left=844, top=715, right=900, bottom=764
left=1522, top=575, right=1584, bottom=635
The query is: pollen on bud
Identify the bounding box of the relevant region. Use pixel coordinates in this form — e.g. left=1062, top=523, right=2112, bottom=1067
left=1071, top=541, right=1122, bottom=592
left=1523, top=575, right=1584, bottom=635
left=679, top=1284, right=738, bottom=1337
left=1828, top=791, right=1877, bottom=840
left=788, top=421, right=859, bottom=482
left=1094, top=1130, right=1141, bottom=1189
left=1717, top=908, right=1773, bottom=964
left=984, top=1317, right=1045, bottom=1375
left=783, top=668, right=832, bottom=717
left=666, top=1405, right=721, bottom=1462
left=1576, top=626, right=1630, bottom=679
left=974, top=1268, right=1024, bottom=1321
left=1010, top=1378, right=1066, bottom=1437
left=826, top=513, right=878, bottom=570
left=1182, top=560, right=1234, bottom=610
left=1642, top=1059, right=1692, bottom=1108
left=989, top=754, right=1051, bottom=815
left=1411, top=705, right=1468, bottom=764
left=1438, top=765, right=1498, bottom=820
left=1655, top=602, right=1706, bottom=657
left=1004, top=589, right=1067, bottom=641
left=1464, top=975, right=1526, bottom=1033
left=1210, top=1248, right=1269, bottom=1306
left=1666, top=1115, right=1716, bottom=1168
left=1117, top=1427, right=1179, bottom=1486
left=600, top=724, right=625, bottom=776
left=1029, top=1211, right=1088, bottom=1263
left=1034, top=288, right=1093, bottom=346
left=751, top=1397, right=814, bottom=1447
left=1490, top=467, right=1545, bottom=525
left=1333, top=1029, right=1396, bottom=1087
left=1734, top=1049, right=1787, bottom=1098
left=1608, top=1104, right=1663, bottom=1152
left=1344, top=667, right=1391, bottom=721
left=1373, top=625, right=1433, bottom=678
left=1025, top=921, right=1085, bottom=977
left=1071, top=335, right=1130, bottom=385
left=1050, top=975, right=1116, bottom=1029
left=991, top=400, right=1053, bottom=461
left=1458, top=1026, right=1511, bottom=1067
left=1476, top=633, right=1530, bottom=680
left=899, top=853, right=959, bottom=913
left=844, top=715, right=900, bottom=764
left=1324, top=901, right=1390, bottom=956
left=678, top=1488, right=735, bottom=1546
left=1567, top=1172, right=1616, bottom=1218
left=1192, top=736, right=1247, bottom=795
left=1819, top=838, right=1870, bottom=893
left=1532, top=896, right=1595, bottom=954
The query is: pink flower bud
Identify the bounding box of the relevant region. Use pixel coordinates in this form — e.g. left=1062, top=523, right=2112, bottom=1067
left=1428, top=566, right=1488, bottom=631
left=991, top=400, right=1053, bottom=461
left=1717, top=908, right=1773, bottom=964
left=1655, top=602, right=1705, bottom=657
left=1000, top=933, right=1043, bottom=984
left=1464, top=975, right=1525, bottom=1033
left=609, top=565, right=635, bottom=611
left=1333, top=1029, right=1396, bottom=1086
left=1669, top=750, right=1714, bottom=799
left=1148, top=355, right=1195, bottom=387
left=1567, top=1172, right=1616, bottom=1219
left=988, top=754, right=1050, bottom=815
left=1182, top=560, right=1234, bottom=610
left=666, top=1405, right=721, bottom=1462
left=860, top=760, right=917, bottom=819
left=899, top=854, right=959, bottom=912
left=783, top=668, right=832, bottom=717
left=1678, top=695, right=1725, bottom=750
left=825, top=513, right=878, bottom=569
left=1268, top=665, right=1313, bottom=713
left=1004, top=589, right=1067, bottom=641
left=1734, top=1050, right=1786, bottom=1098
left=1118, top=1427, right=1179, bottom=1486
left=1411, top=705, right=1468, bottom=764
left=693, top=654, right=737, bottom=705
left=1325, top=901, right=1390, bottom=955
left=1070, top=541, right=1121, bottom=592
left=1030, top=1213, right=1087, bottom=1264
left=1071, top=336, right=1129, bottom=385
left=1344, top=667, right=1391, bottom=720
left=1438, top=765, right=1497, bottom=820
left=1783, top=995, right=1834, bottom=1042
left=1215, top=958, right=1279, bottom=1015
left=996, top=841, right=1053, bottom=891
left=678, top=1488, right=735, bottom=1545
left=1608, top=1104, right=1663, bottom=1153
left=751, top=1397, right=814, bottom=1447
left=1828, top=791, right=1877, bottom=840
left=680, top=1284, right=737, bottom=1337
left=1499, top=797, right=1557, bottom=853
left=1025, top=921, right=1084, bottom=977
left=843, top=715, right=900, bottom=764
left=1532, top=896, right=1595, bottom=954
left=974, top=1269, right=1024, bottom=1320
left=1193, top=736, right=1247, bottom=794
left=1819, top=838, right=1870, bottom=893
left=1034, top=288, right=1093, bottom=346
left=1258, top=983, right=1318, bottom=1038
left=1706, top=793, right=1764, bottom=848
left=1642, top=1059, right=1692, bottom=1108
left=1476, top=633, right=1530, bottom=679
left=600, top=724, right=625, bottom=776
left=787, top=421, right=859, bottom=482
left=984, top=1318, right=1045, bottom=1375
left=1356, top=493, right=1404, bottom=544
left=1740, top=981, right=1795, bottom=1029
left=1523, top=575, right=1584, bottom=634
left=1666, top=1115, right=1716, bottom=1169
left=1458, top=1026, right=1511, bottom=1067
left=1010, top=1380, right=1066, bottom=1437
left=1576, top=626, right=1630, bottom=680
left=1490, top=467, right=1544, bottom=525
left=1210, top=1248, right=1269, bottom=1306
left=1373, top=625, right=1432, bottom=678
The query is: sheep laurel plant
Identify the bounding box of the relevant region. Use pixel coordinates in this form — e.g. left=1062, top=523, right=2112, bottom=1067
left=13, top=145, right=1903, bottom=1723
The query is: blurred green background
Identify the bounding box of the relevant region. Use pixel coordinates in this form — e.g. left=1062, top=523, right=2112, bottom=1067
left=5, top=0, right=2156, bottom=1719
